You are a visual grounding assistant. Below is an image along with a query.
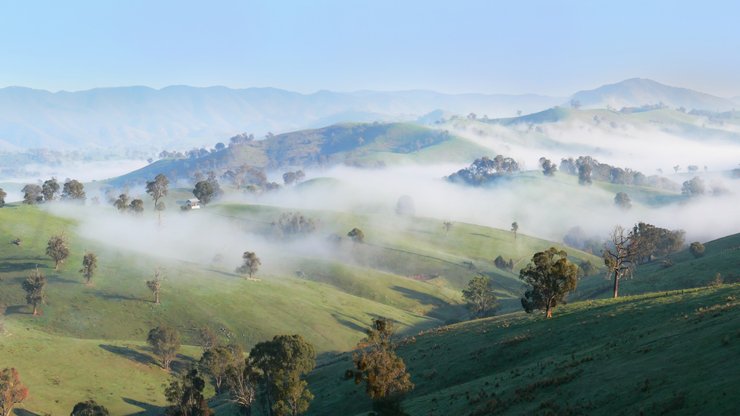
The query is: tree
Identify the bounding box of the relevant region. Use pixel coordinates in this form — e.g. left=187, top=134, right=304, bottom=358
left=461, top=275, right=498, bottom=318
left=0, top=188, right=6, bottom=207
left=353, top=318, right=413, bottom=413
left=519, top=247, right=579, bottom=318
left=511, top=222, right=519, bottom=239
left=225, top=358, right=258, bottom=416
left=113, top=193, right=130, bottom=212
left=146, top=268, right=164, bottom=304
left=164, top=367, right=213, bottom=416
left=22, top=267, right=47, bottom=316
left=395, top=195, right=415, bottom=216
left=614, top=192, right=631, bottom=210
left=42, top=178, right=60, bottom=202
left=249, top=335, right=316, bottom=416
left=79, top=252, right=98, bottom=285
left=673, top=165, right=680, bottom=173
left=46, top=234, right=70, bottom=271
left=129, top=198, right=144, bottom=214
left=689, top=242, right=705, bottom=258
left=200, top=345, right=242, bottom=393
left=274, top=213, right=316, bottom=238
left=148, top=326, right=180, bottom=370
left=577, top=160, right=592, bottom=185
left=197, top=327, right=219, bottom=352
left=70, top=400, right=110, bottom=416
left=681, top=176, right=705, bottom=197
left=193, top=181, right=215, bottom=206
left=347, top=228, right=365, bottom=243
left=602, top=226, right=640, bottom=298
left=146, top=173, right=169, bottom=221
left=282, top=171, right=305, bottom=186
left=62, top=179, right=86, bottom=201
left=236, top=252, right=261, bottom=279
left=21, top=184, right=42, bottom=205
left=0, top=368, right=28, bottom=416
left=442, top=221, right=452, bottom=235
left=539, top=157, right=557, bottom=176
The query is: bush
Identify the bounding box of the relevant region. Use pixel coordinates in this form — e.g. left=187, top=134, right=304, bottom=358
left=493, top=255, right=514, bottom=271
left=689, top=242, right=705, bottom=258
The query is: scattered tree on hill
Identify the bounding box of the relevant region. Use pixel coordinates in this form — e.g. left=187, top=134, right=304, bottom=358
left=539, top=157, right=557, bottom=176
left=576, top=159, right=592, bottom=185
left=631, top=222, right=685, bottom=263
left=21, top=184, right=43, bottom=205
left=0, top=368, right=28, bottom=416
left=200, top=345, right=243, bottom=393
left=614, top=192, right=632, bottom=210
left=447, top=155, right=520, bottom=186
left=146, top=268, right=164, bottom=304
left=62, top=179, right=86, bottom=201
left=442, top=221, right=452, bottom=235
left=236, top=252, right=261, bottom=279
left=673, top=165, right=680, bottom=173
left=129, top=198, right=144, bottom=214
left=164, top=367, right=213, bottom=415
left=113, top=193, right=130, bottom=212
left=689, top=242, right=705, bottom=258
left=70, top=400, right=110, bottom=416
left=578, top=260, right=596, bottom=277
left=682, top=176, right=705, bottom=197
left=197, top=327, right=219, bottom=352
left=206, top=171, right=223, bottom=200
left=22, top=267, right=47, bottom=316
left=395, top=195, right=415, bottom=216
left=353, top=318, right=413, bottom=414
left=42, top=178, right=60, bottom=202
left=519, top=247, right=579, bottom=318
left=79, top=252, right=98, bottom=285
left=274, top=212, right=316, bottom=238
left=146, top=173, right=169, bottom=221
left=225, top=357, right=258, bottom=416
left=603, top=226, right=640, bottom=298
left=46, top=234, right=70, bottom=270
left=347, top=228, right=365, bottom=243
left=250, top=334, right=316, bottom=416
left=511, top=222, right=519, bottom=240
left=0, top=188, right=6, bottom=207
left=193, top=180, right=215, bottom=206
left=494, top=255, right=514, bottom=271
left=462, top=275, right=498, bottom=318
left=282, top=170, right=306, bottom=186
left=148, top=326, right=180, bottom=371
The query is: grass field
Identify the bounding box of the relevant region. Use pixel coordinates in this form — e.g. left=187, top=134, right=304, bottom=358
left=306, top=284, right=740, bottom=415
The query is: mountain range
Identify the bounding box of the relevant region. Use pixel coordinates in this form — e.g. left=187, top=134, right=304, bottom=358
left=0, top=78, right=736, bottom=152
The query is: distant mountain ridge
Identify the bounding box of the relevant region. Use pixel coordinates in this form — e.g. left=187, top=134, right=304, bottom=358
left=0, top=86, right=560, bottom=152
left=570, top=78, right=735, bottom=111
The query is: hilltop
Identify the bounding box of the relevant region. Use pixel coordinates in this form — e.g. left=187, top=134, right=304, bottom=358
left=569, top=78, right=736, bottom=111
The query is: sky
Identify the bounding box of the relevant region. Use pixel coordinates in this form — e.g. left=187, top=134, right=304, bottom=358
left=1, top=0, right=739, bottom=96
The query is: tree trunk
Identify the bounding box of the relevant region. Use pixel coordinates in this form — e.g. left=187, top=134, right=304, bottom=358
left=612, top=271, right=620, bottom=298
left=545, top=302, right=552, bottom=318
left=32, top=304, right=38, bottom=316
left=55, top=261, right=59, bottom=271
left=154, top=292, right=160, bottom=304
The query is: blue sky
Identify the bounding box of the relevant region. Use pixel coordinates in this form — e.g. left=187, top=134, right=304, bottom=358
left=1, top=0, right=739, bottom=96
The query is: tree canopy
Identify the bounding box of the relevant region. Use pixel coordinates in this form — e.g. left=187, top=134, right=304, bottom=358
left=147, top=326, right=180, bottom=370
left=519, top=248, right=579, bottom=318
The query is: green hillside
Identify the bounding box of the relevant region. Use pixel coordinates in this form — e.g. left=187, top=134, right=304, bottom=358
left=109, top=122, right=489, bottom=186
left=306, top=284, right=740, bottom=415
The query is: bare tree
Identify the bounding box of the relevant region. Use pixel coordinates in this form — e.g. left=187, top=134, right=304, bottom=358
left=603, top=226, right=640, bottom=298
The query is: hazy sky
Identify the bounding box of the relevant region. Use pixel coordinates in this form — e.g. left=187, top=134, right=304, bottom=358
left=2, top=0, right=739, bottom=96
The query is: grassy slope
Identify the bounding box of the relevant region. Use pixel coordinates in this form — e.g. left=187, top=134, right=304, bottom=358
left=578, top=232, right=740, bottom=298
left=0, top=319, right=202, bottom=416
left=306, top=284, right=740, bottom=416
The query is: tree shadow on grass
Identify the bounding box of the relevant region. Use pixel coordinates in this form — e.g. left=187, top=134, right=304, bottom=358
left=4, top=305, right=31, bottom=315
left=94, top=291, right=140, bottom=302
left=123, top=397, right=165, bottom=415
left=14, top=409, right=42, bottom=416
left=0, top=262, right=47, bottom=273
left=331, top=312, right=367, bottom=333
left=99, top=344, right=155, bottom=366
left=391, top=285, right=463, bottom=322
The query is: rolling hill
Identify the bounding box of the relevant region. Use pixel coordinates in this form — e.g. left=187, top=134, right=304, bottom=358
left=569, top=78, right=736, bottom=111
